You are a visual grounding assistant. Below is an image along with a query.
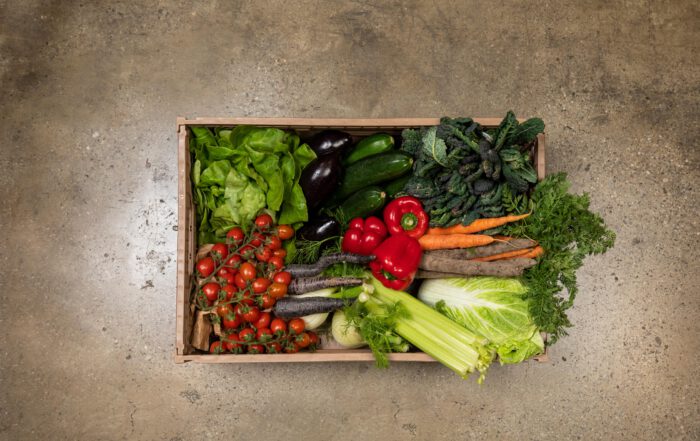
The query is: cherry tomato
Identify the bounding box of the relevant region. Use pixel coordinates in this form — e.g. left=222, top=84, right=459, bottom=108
left=222, top=314, right=241, bottom=330
left=289, top=319, right=306, bottom=335
left=239, top=245, right=255, bottom=259
left=255, top=214, right=274, bottom=230
left=260, top=294, right=276, bottom=309
left=223, top=334, right=242, bottom=352
left=250, top=232, right=266, bottom=247
left=266, top=342, right=282, bottom=353
left=267, top=235, right=282, bottom=251
left=226, top=227, right=245, bottom=244
left=225, top=255, right=241, bottom=269
left=268, top=282, right=288, bottom=299
left=255, top=247, right=272, bottom=262
left=248, top=344, right=265, bottom=354
left=196, top=257, right=215, bottom=278
left=218, top=272, right=235, bottom=286
left=209, top=341, right=224, bottom=354
left=254, top=312, right=271, bottom=329
left=221, top=284, right=237, bottom=301
left=276, top=225, right=294, bottom=240
left=234, top=273, right=248, bottom=290
left=217, top=267, right=232, bottom=277
left=256, top=328, right=272, bottom=342
left=270, top=318, right=287, bottom=335
left=210, top=243, right=229, bottom=261
left=268, top=256, right=284, bottom=270
left=238, top=327, right=255, bottom=342
left=242, top=306, right=260, bottom=323
left=252, top=277, right=271, bottom=294
left=216, top=303, right=233, bottom=318
left=273, top=271, right=291, bottom=285
left=284, top=342, right=300, bottom=353
left=296, top=332, right=311, bottom=348
left=308, top=332, right=319, bottom=346
left=239, top=262, right=256, bottom=281
left=288, top=318, right=305, bottom=335
left=240, top=291, right=255, bottom=306
left=202, top=282, right=221, bottom=302
left=272, top=249, right=287, bottom=259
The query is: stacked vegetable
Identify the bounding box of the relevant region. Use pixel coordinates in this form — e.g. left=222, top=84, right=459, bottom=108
left=188, top=113, right=615, bottom=381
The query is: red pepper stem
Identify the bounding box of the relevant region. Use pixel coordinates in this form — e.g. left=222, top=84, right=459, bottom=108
left=400, top=212, right=419, bottom=231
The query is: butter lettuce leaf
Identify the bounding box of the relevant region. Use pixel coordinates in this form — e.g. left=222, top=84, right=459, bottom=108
left=279, top=142, right=316, bottom=225
left=191, top=126, right=315, bottom=242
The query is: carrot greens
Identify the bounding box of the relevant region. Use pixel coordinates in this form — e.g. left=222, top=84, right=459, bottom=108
left=502, top=173, right=616, bottom=343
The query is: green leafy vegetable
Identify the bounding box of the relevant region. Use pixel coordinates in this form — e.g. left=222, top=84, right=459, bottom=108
left=400, top=128, right=424, bottom=155
left=190, top=126, right=317, bottom=243
left=417, top=277, right=544, bottom=364
left=503, top=173, right=616, bottom=343
left=279, top=142, right=316, bottom=225
left=402, top=111, right=544, bottom=228
left=505, top=117, right=545, bottom=146
left=421, top=126, right=448, bottom=167
left=345, top=277, right=494, bottom=379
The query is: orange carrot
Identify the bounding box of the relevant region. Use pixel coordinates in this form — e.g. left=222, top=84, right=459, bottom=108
left=520, top=245, right=544, bottom=259
left=418, top=234, right=494, bottom=250
left=470, top=247, right=533, bottom=262
left=426, top=213, right=531, bottom=236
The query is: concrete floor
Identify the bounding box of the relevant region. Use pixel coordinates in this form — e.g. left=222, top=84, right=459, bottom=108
left=1, top=0, right=698, bottom=440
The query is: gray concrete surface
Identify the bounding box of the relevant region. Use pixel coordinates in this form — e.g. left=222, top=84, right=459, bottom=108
left=1, top=0, right=698, bottom=440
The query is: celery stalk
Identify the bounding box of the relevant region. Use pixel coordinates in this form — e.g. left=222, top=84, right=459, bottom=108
left=364, top=298, right=472, bottom=376
left=370, top=294, right=481, bottom=363
left=371, top=282, right=490, bottom=357
left=368, top=277, right=494, bottom=379
left=394, top=318, right=478, bottom=377
left=374, top=284, right=489, bottom=347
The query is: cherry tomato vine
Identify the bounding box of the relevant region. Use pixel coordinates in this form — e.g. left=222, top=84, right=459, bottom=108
left=194, top=214, right=319, bottom=355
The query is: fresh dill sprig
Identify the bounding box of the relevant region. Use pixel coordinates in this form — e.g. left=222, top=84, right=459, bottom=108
left=343, top=300, right=408, bottom=368
left=292, top=236, right=341, bottom=264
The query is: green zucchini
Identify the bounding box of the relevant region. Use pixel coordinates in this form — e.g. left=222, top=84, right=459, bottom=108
left=335, top=152, right=413, bottom=200
left=339, top=186, right=386, bottom=219
left=343, top=133, right=394, bottom=165
left=385, top=174, right=411, bottom=198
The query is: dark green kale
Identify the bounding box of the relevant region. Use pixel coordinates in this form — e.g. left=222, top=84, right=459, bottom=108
left=400, top=111, right=545, bottom=228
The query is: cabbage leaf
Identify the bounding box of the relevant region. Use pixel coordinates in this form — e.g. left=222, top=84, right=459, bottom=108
left=418, top=277, right=544, bottom=364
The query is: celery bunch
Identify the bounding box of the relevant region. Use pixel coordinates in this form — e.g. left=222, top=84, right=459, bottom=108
left=346, top=277, right=494, bottom=380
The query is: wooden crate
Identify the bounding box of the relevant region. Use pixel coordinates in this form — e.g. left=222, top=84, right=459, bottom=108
left=175, top=118, right=547, bottom=364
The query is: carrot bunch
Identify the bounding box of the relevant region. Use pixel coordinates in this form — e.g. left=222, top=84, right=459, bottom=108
left=425, top=213, right=531, bottom=237
left=417, top=213, right=545, bottom=261
left=419, top=214, right=535, bottom=250
left=470, top=245, right=544, bottom=262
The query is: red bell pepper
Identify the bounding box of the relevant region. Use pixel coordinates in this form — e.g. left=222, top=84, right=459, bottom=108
left=341, top=216, right=388, bottom=256
left=383, top=196, right=429, bottom=238
left=369, top=233, right=422, bottom=290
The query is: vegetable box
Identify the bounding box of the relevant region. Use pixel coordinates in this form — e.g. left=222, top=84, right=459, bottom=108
left=175, top=117, right=547, bottom=364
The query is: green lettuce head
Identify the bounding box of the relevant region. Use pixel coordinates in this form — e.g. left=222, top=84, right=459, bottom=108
left=418, top=277, right=544, bottom=364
